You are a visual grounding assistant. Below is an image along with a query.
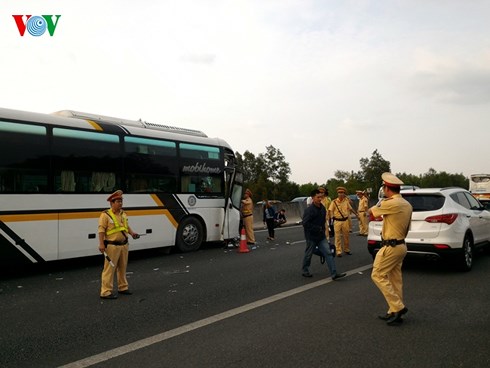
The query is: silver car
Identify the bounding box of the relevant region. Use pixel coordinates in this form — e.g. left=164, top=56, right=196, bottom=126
left=368, top=187, right=490, bottom=271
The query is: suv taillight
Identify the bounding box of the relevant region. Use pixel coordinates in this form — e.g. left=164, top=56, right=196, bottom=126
left=425, top=214, right=458, bottom=225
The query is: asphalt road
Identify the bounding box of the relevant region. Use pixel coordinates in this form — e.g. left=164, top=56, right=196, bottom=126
left=1, top=224, right=489, bottom=368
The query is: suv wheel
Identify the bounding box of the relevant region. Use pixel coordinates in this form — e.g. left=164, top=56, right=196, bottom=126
left=459, top=234, right=473, bottom=272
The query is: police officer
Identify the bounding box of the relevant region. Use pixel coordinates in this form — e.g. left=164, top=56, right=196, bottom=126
left=368, top=173, right=412, bottom=325
left=328, top=187, right=358, bottom=256
left=356, top=190, right=369, bottom=236
left=241, top=189, right=256, bottom=245
left=318, top=187, right=331, bottom=239
left=98, top=190, right=139, bottom=299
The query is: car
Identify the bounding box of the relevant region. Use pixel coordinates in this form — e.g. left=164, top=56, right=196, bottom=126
left=256, top=200, right=282, bottom=205
left=347, top=194, right=359, bottom=207
left=479, top=199, right=490, bottom=211
left=377, top=185, right=420, bottom=200
left=367, top=187, right=490, bottom=271
left=290, top=196, right=308, bottom=203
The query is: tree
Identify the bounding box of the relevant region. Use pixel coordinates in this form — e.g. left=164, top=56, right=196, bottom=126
left=236, top=150, right=266, bottom=184
left=398, top=169, right=467, bottom=189
left=237, top=146, right=468, bottom=202
left=260, top=145, right=291, bottom=183
left=236, top=145, right=292, bottom=201
left=299, top=182, right=319, bottom=197
left=359, top=150, right=391, bottom=194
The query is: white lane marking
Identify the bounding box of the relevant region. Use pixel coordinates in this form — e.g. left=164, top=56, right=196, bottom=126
left=59, top=263, right=373, bottom=368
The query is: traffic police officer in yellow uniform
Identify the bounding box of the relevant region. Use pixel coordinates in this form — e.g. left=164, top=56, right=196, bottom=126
left=368, top=173, right=412, bottom=325
left=98, top=190, right=139, bottom=299
left=241, top=189, right=256, bottom=244
left=356, top=190, right=369, bottom=236
left=318, top=187, right=331, bottom=238
left=328, top=187, right=358, bottom=256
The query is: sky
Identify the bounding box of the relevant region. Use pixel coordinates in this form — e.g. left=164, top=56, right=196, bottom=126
left=2, top=0, right=490, bottom=185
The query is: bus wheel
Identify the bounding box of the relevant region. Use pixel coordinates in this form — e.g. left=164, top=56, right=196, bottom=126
left=176, top=217, right=203, bottom=252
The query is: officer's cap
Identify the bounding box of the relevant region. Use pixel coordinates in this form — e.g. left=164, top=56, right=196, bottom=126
left=382, top=172, right=404, bottom=188
left=107, top=190, right=123, bottom=202
left=356, top=190, right=363, bottom=194
left=336, top=186, right=347, bottom=194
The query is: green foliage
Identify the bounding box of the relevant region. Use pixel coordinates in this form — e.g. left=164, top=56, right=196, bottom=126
left=398, top=169, right=467, bottom=189
left=236, top=146, right=469, bottom=202
left=262, top=145, right=291, bottom=183
left=236, top=145, right=293, bottom=202
left=359, top=149, right=391, bottom=194
left=299, top=182, right=319, bottom=196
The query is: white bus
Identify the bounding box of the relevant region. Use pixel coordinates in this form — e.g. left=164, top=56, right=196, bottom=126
left=469, top=173, right=490, bottom=201
left=0, top=107, right=243, bottom=266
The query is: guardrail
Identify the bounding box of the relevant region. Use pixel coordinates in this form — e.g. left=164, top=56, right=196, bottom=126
left=251, top=198, right=378, bottom=230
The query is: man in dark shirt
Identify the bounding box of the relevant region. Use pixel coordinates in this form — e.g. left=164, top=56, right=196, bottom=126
left=302, top=189, right=347, bottom=280
left=274, top=209, right=287, bottom=228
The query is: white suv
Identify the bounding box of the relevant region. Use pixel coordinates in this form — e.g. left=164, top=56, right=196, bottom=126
left=367, top=187, right=490, bottom=271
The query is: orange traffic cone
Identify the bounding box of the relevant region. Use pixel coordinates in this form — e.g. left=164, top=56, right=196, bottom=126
left=237, top=228, right=250, bottom=253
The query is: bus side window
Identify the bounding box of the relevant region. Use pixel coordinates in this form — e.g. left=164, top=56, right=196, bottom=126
left=60, top=171, right=76, bottom=192
left=0, top=121, right=49, bottom=193
left=129, top=177, right=148, bottom=192
left=91, top=172, right=116, bottom=192
left=181, top=175, right=222, bottom=194
left=181, top=176, right=196, bottom=192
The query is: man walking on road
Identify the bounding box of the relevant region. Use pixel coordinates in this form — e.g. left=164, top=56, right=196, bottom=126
left=302, top=189, right=346, bottom=280
left=368, top=173, right=412, bottom=325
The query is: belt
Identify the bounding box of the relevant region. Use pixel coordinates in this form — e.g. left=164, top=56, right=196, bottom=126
left=333, top=217, right=347, bottom=222
left=104, top=240, right=128, bottom=246
left=242, top=213, right=252, bottom=218
left=381, top=239, right=404, bottom=247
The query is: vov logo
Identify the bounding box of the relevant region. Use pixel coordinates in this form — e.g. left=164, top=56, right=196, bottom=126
left=12, top=15, right=61, bottom=37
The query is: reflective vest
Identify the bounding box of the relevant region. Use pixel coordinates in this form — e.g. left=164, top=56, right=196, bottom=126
left=105, top=209, right=129, bottom=236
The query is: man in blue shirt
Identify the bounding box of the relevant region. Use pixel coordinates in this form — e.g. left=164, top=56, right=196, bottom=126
left=302, top=189, right=347, bottom=280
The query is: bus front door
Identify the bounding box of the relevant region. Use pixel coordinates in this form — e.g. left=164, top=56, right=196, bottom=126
left=223, top=169, right=243, bottom=242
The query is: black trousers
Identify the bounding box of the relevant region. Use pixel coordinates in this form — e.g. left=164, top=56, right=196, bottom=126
left=266, top=218, right=275, bottom=238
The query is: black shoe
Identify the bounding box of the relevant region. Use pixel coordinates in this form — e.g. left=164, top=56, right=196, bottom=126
left=332, top=272, right=347, bottom=280
left=100, top=294, right=117, bottom=300
left=302, top=272, right=313, bottom=278
left=345, top=251, right=352, bottom=255
left=337, top=253, right=342, bottom=257
left=379, top=307, right=407, bottom=321
left=386, top=310, right=407, bottom=325
left=119, top=289, right=133, bottom=295
left=320, top=256, right=325, bottom=264
left=378, top=313, right=393, bottom=321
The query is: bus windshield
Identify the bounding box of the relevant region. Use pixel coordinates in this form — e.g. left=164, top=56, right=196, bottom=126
left=469, top=174, right=490, bottom=201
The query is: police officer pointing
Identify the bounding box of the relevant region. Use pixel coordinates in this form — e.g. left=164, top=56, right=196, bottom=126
left=368, top=173, right=412, bottom=325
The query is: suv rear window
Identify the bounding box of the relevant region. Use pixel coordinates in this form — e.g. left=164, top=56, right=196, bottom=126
left=401, top=194, right=445, bottom=212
